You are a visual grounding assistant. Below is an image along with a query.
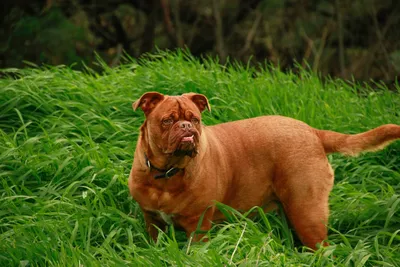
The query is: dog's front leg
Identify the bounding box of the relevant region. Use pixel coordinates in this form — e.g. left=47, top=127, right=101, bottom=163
left=143, top=211, right=167, bottom=242
left=177, top=207, right=215, bottom=242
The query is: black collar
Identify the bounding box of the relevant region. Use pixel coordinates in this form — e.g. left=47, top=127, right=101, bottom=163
left=144, top=153, right=183, bottom=179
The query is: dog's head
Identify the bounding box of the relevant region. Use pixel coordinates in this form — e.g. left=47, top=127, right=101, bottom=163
left=133, top=92, right=210, bottom=159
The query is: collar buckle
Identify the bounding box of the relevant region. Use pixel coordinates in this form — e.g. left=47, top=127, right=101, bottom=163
left=165, top=168, right=177, bottom=178
left=146, top=158, right=151, bottom=168
left=144, top=153, right=182, bottom=179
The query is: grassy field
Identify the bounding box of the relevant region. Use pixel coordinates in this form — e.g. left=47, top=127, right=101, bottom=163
left=1, top=51, right=399, bottom=266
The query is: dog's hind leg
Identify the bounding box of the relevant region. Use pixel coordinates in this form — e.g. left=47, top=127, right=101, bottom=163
left=274, top=158, right=334, bottom=250
left=282, top=194, right=331, bottom=249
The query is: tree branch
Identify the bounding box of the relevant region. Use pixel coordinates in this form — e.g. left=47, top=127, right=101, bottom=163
left=160, top=0, right=176, bottom=43
left=313, top=24, right=330, bottom=73
left=171, top=0, right=184, bottom=47
left=335, top=0, right=345, bottom=78
left=239, top=9, right=262, bottom=57
left=212, top=0, right=226, bottom=63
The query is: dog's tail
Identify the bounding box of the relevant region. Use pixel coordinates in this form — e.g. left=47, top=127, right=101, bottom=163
left=316, top=124, right=400, bottom=156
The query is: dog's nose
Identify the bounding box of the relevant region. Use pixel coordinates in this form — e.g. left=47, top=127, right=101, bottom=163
left=180, top=121, right=192, bottom=130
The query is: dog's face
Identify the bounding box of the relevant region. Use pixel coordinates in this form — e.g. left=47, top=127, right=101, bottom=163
left=133, top=92, right=210, bottom=158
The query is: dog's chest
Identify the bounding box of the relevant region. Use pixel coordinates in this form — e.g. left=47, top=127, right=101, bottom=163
left=145, top=190, right=177, bottom=225
left=140, top=187, right=184, bottom=220
left=155, top=210, right=174, bottom=225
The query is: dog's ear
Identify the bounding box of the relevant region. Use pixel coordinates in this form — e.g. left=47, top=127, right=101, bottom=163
left=133, top=92, right=165, bottom=115
left=183, top=93, right=211, bottom=112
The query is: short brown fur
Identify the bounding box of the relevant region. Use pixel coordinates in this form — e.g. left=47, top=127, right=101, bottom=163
left=129, top=92, right=400, bottom=250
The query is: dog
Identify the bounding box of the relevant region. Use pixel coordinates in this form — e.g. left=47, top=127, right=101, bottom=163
left=128, top=92, right=400, bottom=250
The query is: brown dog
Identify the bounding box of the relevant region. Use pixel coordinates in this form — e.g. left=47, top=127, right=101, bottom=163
left=128, top=92, right=400, bottom=250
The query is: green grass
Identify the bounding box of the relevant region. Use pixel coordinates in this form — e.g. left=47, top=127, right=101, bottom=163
left=1, top=51, right=399, bottom=266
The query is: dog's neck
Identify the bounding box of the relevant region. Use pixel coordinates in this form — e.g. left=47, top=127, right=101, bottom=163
left=144, top=148, right=191, bottom=170
left=143, top=152, right=183, bottom=179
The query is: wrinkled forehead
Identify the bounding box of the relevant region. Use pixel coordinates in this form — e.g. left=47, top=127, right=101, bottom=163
left=152, top=95, right=201, bottom=118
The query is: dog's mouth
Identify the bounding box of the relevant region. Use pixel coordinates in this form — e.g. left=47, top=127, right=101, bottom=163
left=180, top=135, right=194, bottom=143
left=171, top=133, right=198, bottom=157
left=163, top=128, right=200, bottom=157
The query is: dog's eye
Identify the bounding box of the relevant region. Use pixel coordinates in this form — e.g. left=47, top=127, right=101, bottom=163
left=162, top=118, right=174, bottom=126
left=191, top=118, right=200, bottom=124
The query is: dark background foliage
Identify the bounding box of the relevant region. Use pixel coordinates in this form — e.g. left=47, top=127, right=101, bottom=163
left=1, top=0, right=400, bottom=83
